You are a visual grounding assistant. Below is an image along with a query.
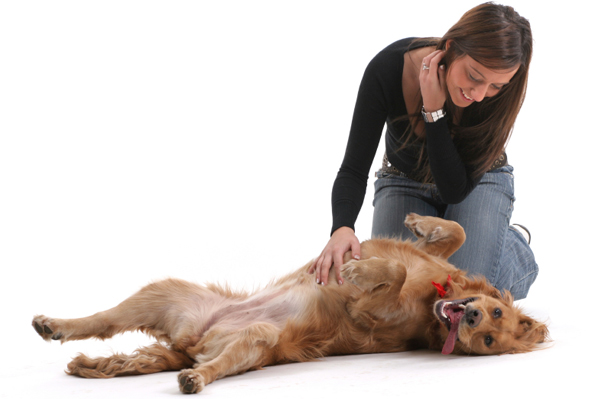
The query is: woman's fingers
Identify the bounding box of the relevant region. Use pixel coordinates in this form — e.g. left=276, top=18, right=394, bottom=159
left=318, top=253, right=332, bottom=284
left=331, top=250, right=345, bottom=286
left=318, top=249, right=345, bottom=286
left=430, top=50, right=444, bottom=68
left=312, top=227, right=360, bottom=286
left=420, top=50, right=447, bottom=111
left=421, top=50, right=445, bottom=80
left=421, top=50, right=443, bottom=69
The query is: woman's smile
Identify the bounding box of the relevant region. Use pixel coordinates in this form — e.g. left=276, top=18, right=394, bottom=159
left=460, top=88, right=474, bottom=102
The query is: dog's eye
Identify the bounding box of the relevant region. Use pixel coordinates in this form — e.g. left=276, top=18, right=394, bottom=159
left=484, top=335, right=494, bottom=347
left=493, top=308, right=502, bottom=318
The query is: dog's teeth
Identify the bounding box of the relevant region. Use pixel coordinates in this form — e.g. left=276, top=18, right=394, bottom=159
left=441, top=302, right=450, bottom=319
left=458, top=304, right=466, bottom=309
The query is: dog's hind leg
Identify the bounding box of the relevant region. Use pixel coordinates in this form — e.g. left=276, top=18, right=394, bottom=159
left=177, top=322, right=281, bottom=394
left=404, top=213, right=466, bottom=259
left=33, top=278, right=212, bottom=344
left=66, top=343, right=195, bottom=378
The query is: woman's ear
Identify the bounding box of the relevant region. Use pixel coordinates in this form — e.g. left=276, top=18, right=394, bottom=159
left=445, top=40, right=452, bottom=50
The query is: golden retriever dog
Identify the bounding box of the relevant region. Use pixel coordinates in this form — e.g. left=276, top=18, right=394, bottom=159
left=32, top=214, right=548, bottom=394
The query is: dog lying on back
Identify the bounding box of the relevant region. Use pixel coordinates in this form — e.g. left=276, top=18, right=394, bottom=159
left=32, top=214, right=549, bottom=394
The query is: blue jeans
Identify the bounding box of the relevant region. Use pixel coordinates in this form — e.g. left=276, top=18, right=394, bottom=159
left=371, top=165, right=538, bottom=300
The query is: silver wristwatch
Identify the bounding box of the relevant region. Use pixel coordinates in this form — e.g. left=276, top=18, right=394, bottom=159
left=421, top=106, right=446, bottom=123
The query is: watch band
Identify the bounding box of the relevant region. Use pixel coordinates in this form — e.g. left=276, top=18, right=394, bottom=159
left=421, top=106, right=446, bottom=123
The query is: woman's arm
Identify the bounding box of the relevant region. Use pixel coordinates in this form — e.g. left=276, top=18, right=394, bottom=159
left=426, top=121, right=482, bottom=203
left=312, top=46, right=401, bottom=285
left=420, top=50, right=482, bottom=203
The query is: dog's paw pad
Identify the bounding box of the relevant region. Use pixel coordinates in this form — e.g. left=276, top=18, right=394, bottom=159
left=404, top=213, right=425, bottom=237
left=178, top=370, right=205, bottom=394
left=32, top=316, right=62, bottom=341
left=404, top=214, right=448, bottom=242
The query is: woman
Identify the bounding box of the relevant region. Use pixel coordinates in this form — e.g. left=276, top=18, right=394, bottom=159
left=310, top=2, right=538, bottom=300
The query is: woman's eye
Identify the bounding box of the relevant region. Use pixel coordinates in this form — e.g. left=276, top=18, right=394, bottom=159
left=485, top=335, right=494, bottom=347
left=493, top=308, right=503, bottom=318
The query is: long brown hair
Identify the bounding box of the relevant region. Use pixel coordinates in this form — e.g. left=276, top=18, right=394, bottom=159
left=402, top=2, right=532, bottom=182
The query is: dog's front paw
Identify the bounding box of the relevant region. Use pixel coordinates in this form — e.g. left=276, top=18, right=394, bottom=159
left=32, top=315, right=63, bottom=341
left=404, top=213, right=444, bottom=242
left=342, top=258, right=391, bottom=292
left=178, top=369, right=206, bottom=394
left=341, top=260, right=365, bottom=286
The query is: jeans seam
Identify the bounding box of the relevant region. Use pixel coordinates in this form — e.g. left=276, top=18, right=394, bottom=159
left=509, top=268, right=538, bottom=297
left=510, top=268, right=538, bottom=287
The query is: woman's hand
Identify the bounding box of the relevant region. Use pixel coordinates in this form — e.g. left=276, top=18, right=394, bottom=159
left=309, top=226, right=361, bottom=286
left=420, top=50, right=447, bottom=112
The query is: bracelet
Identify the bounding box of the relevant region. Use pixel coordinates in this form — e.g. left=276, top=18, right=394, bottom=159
left=421, top=106, right=446, bottom=123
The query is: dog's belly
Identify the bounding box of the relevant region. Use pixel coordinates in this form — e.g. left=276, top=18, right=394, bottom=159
left=218, top=291, right=298, bottom=328
left=198, top=284, right=308, bottom=338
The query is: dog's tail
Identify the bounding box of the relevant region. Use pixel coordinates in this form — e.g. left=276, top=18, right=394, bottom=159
left=66, top=343, right=195, bottom=378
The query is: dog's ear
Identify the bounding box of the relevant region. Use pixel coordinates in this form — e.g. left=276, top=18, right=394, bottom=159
left=499, top=289, right=514, bottom=305
left=508, top=313, right=550, bottom=353
left=517, top=314, right=549, bottom=343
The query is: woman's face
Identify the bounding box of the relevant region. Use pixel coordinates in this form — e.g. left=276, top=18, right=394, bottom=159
left=445, top=54, right=519, bottom=107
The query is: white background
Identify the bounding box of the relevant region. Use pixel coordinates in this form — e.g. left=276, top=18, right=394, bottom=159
left=1, top=0, right=597, bottom=398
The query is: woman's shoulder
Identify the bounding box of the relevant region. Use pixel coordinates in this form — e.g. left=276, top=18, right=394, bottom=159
left=380, top=37, right=419, bottom=52
left=362, top=38, right=413, bottom=78
left=377, top=37, right=437, bottom=57
left=371, top=37, right=417, bottom=63
left=368, top=37, right=437, bottom=70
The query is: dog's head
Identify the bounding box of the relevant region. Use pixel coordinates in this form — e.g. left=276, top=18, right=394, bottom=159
left=433, top=277, right=549, bottom=355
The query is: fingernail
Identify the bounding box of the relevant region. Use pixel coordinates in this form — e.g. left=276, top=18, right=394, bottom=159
left=354, top=255, right=360, bottom=260
left=316, top=278, right=320, bottom=284
left=339, top=280, right=343, bottom=285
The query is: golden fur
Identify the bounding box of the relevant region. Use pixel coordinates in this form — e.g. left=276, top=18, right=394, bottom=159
left=32, top=214, right=549, bottom=394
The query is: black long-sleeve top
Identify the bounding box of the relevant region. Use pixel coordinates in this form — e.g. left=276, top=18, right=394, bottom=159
left=331, top=38, right=484, bottom=235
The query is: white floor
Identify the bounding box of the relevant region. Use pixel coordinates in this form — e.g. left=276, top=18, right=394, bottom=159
left=2, top=1, right=597, bottom=398
left=0, top=311, right=593, bottom=398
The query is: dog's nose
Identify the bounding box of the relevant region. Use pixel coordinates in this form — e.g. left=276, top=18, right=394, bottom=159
left=465, top=308, right=482, bottom=328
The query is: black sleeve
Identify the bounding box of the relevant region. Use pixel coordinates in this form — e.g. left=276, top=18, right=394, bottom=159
left=425, top=120, right=483, bottom=204
left=330, top=52, right=393, bottom=235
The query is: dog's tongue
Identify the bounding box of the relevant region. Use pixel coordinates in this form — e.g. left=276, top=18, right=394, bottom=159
left=441, top=309, right=462, bottom=355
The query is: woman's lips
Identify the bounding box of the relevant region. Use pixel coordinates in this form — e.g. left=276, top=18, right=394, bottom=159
left=461, top=88, right=474, bottom=102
